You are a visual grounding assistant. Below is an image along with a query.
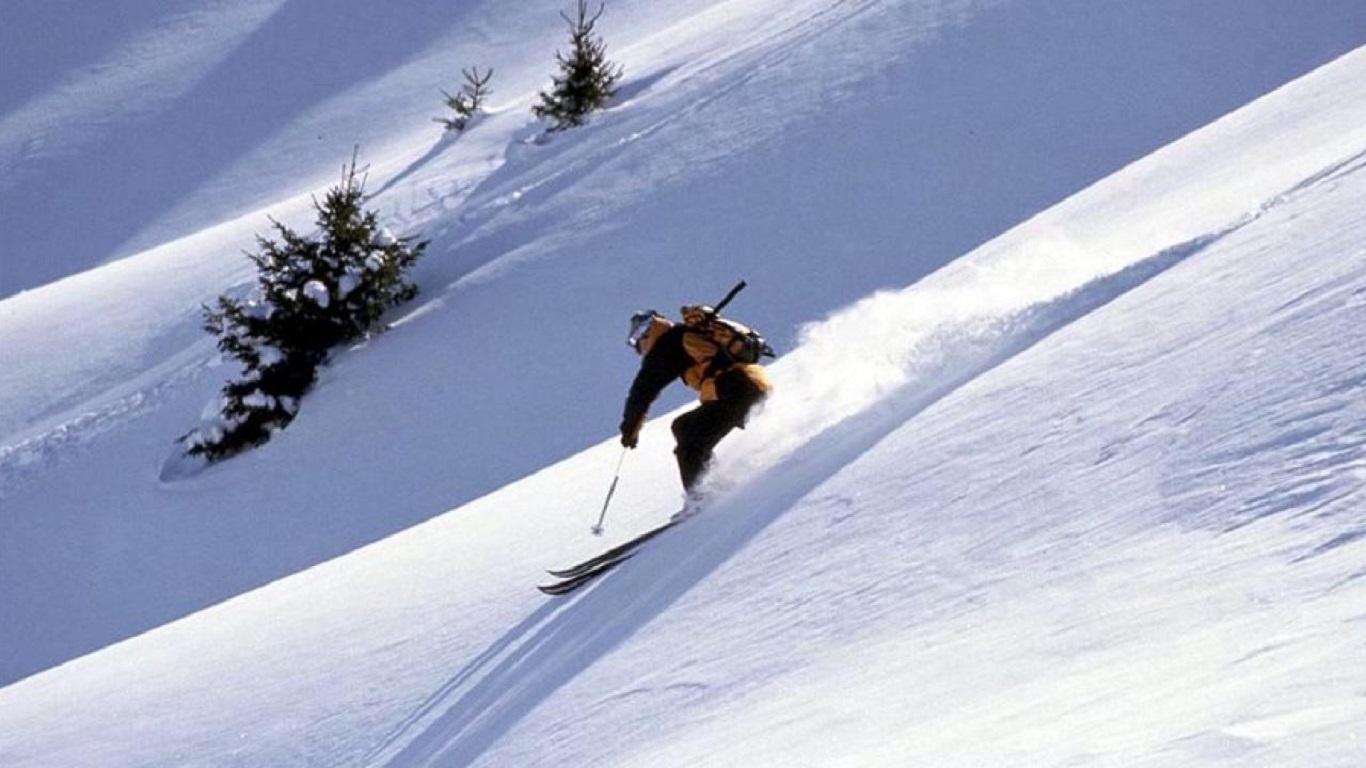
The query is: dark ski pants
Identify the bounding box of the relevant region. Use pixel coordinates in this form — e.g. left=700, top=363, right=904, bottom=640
left=670, top=395, right=759, bottom=493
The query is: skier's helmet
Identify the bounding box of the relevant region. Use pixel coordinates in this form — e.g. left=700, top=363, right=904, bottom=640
left=627, top=310, right=661, bottom=350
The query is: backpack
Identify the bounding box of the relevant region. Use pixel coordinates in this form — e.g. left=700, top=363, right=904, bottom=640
left=680, top=309, right=775, bottom=369
left=677, top=281, right=775, bottom=366
left=705, top=316, right=775, bottom=365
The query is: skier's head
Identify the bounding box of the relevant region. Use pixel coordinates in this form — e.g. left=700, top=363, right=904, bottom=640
left=627, top=310, right=671, bottom=355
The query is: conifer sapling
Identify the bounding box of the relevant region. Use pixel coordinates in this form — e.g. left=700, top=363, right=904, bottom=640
left=186, top=157, right=427, bottom=462
left=435, top=67, right=494, bottom=133
left=533, top=1, right=624, bottom=131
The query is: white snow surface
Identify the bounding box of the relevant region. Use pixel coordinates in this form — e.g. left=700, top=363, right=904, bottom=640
left=2, top=1, right=1366, bottom=766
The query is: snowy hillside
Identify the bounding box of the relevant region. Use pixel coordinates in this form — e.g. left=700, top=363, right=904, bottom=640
left=2, top=0, right=1366, bottom=765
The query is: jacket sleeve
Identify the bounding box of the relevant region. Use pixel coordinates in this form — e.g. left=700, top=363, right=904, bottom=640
left=621, top=328, right=689, bottom=434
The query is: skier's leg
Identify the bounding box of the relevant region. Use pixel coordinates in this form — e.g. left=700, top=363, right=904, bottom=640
left=672, top=401, right=748, bottom=492
left=670, top=405, right=712, bottom=492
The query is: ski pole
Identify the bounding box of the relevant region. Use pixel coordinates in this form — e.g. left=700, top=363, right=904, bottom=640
left=591, top=447, right=628, bottom=535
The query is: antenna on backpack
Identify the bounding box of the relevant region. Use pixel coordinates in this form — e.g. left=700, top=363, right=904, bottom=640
left=713, top=280, right=747, bottom=315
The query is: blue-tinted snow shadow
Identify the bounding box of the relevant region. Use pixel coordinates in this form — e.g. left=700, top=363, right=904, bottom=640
left=377, top=229, right=1232, bottom=766
left=1, top=0, right=474, bottom=296
left=0, top=2, right=199, bottom=112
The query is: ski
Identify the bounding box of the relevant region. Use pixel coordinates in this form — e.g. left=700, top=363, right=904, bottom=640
left=545, top=519, right=680, bottom=580
left=537, top=552, right=637, bottom=596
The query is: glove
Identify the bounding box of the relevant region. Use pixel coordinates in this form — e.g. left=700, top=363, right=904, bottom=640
left=620, top=417, right=643, bottom=449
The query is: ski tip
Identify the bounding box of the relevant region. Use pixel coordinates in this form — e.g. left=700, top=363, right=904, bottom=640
left=537, top=580, right=583, bottom=597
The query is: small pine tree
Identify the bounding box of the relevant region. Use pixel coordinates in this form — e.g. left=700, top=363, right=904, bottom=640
left=533, top=1, right=623, bottom=132
left=435, top=67, right=494, bottom=133
left=186, top=157, right=427, bottom=462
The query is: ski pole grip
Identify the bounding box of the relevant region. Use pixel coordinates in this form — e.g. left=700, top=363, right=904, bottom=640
left=713, top=280, right=747, bottom=315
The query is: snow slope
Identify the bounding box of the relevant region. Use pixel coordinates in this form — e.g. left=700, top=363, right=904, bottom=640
left=3, top=40, right=1365, bottom=768
left=2, top=0, right=1365, bottom=765
left=3, top=0, right=1362, bottom=692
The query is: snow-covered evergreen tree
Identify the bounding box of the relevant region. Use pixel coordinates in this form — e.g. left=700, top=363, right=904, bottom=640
left=533, top=1, right=623, bottom=132
left=186, top=159, right=427, bottom=462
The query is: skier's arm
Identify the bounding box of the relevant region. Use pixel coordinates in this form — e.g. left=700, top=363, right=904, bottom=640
left=620, top=331, right=689, bottom=447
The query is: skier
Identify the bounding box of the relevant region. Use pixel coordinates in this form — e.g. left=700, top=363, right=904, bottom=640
left=619, top=302, right=772, bottom=515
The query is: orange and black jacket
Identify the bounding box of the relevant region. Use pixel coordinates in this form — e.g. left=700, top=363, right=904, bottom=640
left=621, top=324, right=771, bottom=436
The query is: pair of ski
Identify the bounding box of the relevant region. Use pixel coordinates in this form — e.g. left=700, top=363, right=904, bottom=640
left=538, top=519, right=680, bottom=596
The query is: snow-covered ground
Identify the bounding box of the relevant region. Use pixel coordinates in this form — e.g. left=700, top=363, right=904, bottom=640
left=2, top=1, right=1364, bottom=765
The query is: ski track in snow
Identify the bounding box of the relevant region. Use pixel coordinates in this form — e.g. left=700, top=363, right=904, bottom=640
left=0, top=348, right=217, bottom=498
